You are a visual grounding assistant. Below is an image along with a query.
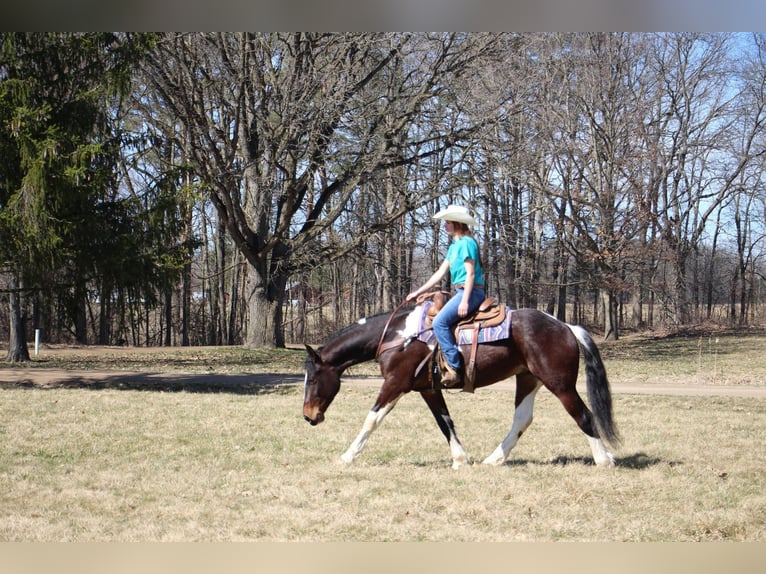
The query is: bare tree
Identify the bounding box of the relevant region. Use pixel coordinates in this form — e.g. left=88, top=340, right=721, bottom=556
left=141, top=32, right=501, bottom=347
left=531, top=33, right=654, bottom=339
left=646, top=33, right=750, bottom=325
left=722, top=33, right=766, bottom=324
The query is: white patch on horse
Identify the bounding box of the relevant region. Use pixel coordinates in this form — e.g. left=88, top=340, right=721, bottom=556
left=587, top=436, right=616, bottom=467
left=568, top=324, right=593, bottom=352
left=449, top=437, right=472, bottom=469
left=357, top=317, right=367, bottom=325
left=397, top=305, right=423, bottom=340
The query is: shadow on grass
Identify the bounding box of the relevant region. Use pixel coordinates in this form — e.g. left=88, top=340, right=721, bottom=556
left=370, top=451, right=679, bottom=470
left=0, top=372, right=304, bottom=396
left=617, top=452, right=681, bottom=469
left=491, top=451, right=675, bottom=469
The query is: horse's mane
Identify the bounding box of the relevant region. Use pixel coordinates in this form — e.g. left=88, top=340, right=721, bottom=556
left=319, top=305, right=415, bottom=356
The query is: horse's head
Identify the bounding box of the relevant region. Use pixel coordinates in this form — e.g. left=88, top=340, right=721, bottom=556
left=303, top=344, right=342, bottom=426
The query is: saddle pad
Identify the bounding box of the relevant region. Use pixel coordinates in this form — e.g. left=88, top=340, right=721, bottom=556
left=417, top=301, right=512, bottom=346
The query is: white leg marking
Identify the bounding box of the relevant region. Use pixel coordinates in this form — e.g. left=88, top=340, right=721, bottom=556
left=482, top=384, right=541, bottom=466
left=587, top=436, right=616, bottom=467
left=340, top=396, right=401, bottom=464
left=449, top=435, right=472, bottom=469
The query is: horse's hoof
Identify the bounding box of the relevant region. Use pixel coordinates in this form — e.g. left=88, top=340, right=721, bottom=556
left=340, top=453, right=354, bottom=465
left=594, top=454, right=616, bottom=467
left=482, top=448, right=507, bottom=466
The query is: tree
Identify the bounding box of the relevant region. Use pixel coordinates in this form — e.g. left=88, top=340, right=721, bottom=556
left=142, top=32, right=501, bottom=347
left=646, top=33, right=749, bottom=326
left=534, top=33, right=654, bottom=339
left=0, top=32, right=152, bottom=360
left=722, top=33, right=766, bottom=324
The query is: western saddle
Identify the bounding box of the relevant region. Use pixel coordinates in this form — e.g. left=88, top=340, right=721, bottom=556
left=419, top=290, right=507, bottom=393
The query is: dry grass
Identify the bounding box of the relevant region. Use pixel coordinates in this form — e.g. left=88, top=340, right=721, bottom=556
left=1, top=379, right=764, bottom=541
left=597, top=328, right=766, bottom=386
left=13, top=344, right=312, bottom=375
left=2, top=330, right=765, bottom=541
left=12, top=327, right=766, bottom=385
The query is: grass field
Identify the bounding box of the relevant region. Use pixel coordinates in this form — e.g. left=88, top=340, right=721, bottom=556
left=1, top=330, right=765, bottom=541
left=9, top=326, right=766, bottom=386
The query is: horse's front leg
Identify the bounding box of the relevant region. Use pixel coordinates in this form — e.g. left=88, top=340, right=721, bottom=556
left=341, top=394, right=403, bottom=464
left=420, top=389, right=472, bottom=469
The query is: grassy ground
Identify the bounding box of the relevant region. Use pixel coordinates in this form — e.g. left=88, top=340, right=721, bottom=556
left=7, top=327, right=766, bottom=385
left=1, top=330, right=765, bottom=541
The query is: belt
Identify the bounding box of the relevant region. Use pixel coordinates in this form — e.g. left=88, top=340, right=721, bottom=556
left=453, top=284, right=483, bottom=290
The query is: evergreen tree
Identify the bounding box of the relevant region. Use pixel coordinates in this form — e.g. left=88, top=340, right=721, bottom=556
left=0, top=33, right=152, bottom=359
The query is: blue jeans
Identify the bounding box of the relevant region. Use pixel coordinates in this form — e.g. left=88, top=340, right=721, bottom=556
left=432, top=287, right=485, bottom=369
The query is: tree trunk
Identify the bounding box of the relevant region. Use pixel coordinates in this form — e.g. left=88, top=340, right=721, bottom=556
left=217, top=217, right=228, bottom=345
left=244, top=263, right=287, bottom=348
left=245, top=265, right=271, bottom=347
left=227, top=255, right=242, bottom=345
left=74, top=281, right=88, bottom=345
left=672, top=248, right=690, bottom=326
left=99, top=280, right=112, bottom=345
left=181, top=257, right=191, bottom=346
left=164, top=287, right=173, bottom=346
left=7, top=272, right=31, bottom=362
left=602, top=289, right=619, bottom=341
left=555, top=245, right=568, bottom=322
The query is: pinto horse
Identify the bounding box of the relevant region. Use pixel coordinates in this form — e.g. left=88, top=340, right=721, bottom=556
left=303, top=302, right=620, bottom=468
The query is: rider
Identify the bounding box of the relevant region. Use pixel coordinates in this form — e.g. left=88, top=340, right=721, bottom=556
left=406, top=205, right=485, bottom=387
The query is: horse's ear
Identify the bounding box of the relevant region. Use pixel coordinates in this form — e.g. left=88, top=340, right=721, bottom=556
left=305, top=344, right=322, bottom=363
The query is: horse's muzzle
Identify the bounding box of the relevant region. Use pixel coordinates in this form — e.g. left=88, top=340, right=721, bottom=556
left=304, top=412, right=324, bottom=426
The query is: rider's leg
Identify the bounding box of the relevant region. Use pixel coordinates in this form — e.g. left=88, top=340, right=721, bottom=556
left=432, top=288, right=484, bottom=386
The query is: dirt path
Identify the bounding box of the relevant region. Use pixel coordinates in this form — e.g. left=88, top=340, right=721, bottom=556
left=2, top=368, right=765, bottom=398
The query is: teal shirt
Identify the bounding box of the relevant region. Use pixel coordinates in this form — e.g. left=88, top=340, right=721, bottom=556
left=446, top=236, right=484, bottom=287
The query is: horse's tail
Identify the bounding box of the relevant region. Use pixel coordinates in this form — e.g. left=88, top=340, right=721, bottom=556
left=568, top=324, right=621, bottom=448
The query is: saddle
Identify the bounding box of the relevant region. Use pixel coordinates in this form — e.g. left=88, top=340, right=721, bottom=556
left=418, top=290, right=508, bottom=393
left=421, top=291, right=506, bottom=330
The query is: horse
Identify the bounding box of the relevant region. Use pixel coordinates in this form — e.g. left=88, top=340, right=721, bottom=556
left=303, top=301, right=620, bottom=469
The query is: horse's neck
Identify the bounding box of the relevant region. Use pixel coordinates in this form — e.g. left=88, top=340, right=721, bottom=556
left=324, top=315, right=391, bottom=371
left=325, top=338, right=376, bottom=372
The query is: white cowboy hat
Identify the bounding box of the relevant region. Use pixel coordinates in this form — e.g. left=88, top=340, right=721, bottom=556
left=432, top=204, right=478, bottom=226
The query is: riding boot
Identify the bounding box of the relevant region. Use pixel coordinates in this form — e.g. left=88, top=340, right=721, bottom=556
left=440, top=361, right=464, bottom=388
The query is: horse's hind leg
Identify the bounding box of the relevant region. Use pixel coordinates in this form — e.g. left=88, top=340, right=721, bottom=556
left=420, top=389, right=472, bottom=469
left=553, top=389, right=615, bottom=467
left=483, top=373, right=542, bottom=466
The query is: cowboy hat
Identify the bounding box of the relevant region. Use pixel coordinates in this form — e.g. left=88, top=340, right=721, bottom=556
left=432, top=204, right=478, bottom=226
